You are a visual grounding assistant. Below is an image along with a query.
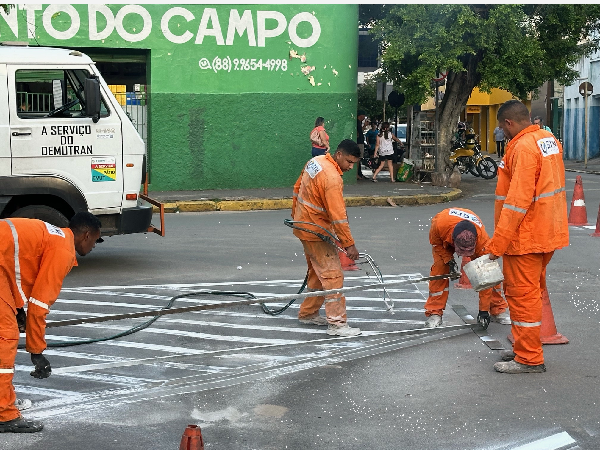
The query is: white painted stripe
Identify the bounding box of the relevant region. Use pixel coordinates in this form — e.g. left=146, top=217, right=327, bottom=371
left=61, top=274, right=425, bottom=291
left=511, top=431, right=576, bottom=450
left=52, top=324, right=302, bottom=345
left=4, top=219, right=28, bottom=305
left=573, top=199, right=586, bottom=207
left=13, top=383, right=83, bottom=398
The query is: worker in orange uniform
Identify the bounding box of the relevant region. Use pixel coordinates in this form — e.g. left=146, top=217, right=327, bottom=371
left=487, top=100, right=568, bottom=374
left=291, top=139, right=362, bottom=337
left=424, top=207, right=510, bottom=329
left=0, top=212, right=101, bottom=432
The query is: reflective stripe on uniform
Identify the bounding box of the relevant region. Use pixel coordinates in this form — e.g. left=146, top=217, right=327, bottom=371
left=332, top=219, right=348, bottom=225
left=28, top=297, right=49, bottom=310
left=495, top=195, right=507, bottom=201
left=297, top=196, right=326, bottom=212
left=503, top=203, right=528, bottom=214
left=0, top=368, right=15, bottom=374
left=324, top=296, right=342, bottom=303
left=429, top=288, right=449, bottom=297
left=512, top=320, right=542, bottom=327
left=4, top=219, right=28, bottom=305
left=532, top=187, right=565, bottom=202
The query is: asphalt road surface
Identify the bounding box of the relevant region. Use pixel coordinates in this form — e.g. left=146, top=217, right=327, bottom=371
left=4, top=172, right=600, bottom=450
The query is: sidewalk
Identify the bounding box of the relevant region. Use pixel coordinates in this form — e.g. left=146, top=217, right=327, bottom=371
left=563, top=156, right=600, bottom=175
left=147, top=168, right=462, bottom=213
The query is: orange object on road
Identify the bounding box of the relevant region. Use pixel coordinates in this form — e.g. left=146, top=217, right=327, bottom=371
left=567, top=175, right=589, bottom=226
left=425, top=208, right=507, bottom=318
left=454, top=256, right=473, bottom=289
left=179, top=425, right=204, bottom=450
left=0, top=218, right=77, bottom=421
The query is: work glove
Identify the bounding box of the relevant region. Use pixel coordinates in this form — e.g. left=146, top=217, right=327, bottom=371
left=16, top=308, right=26, bottom=333
left=448, top=258, right=459, bottom=276
left=477, top=311, right=491, bottom=330
left=30, top=353, right=51, bottom=379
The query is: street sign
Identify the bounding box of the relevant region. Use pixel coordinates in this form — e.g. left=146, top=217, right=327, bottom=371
left=579, top=82, right=593, bottom=97
left=387, top=90, right=405, bottom=108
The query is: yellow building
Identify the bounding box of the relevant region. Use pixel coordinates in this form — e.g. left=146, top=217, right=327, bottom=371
left=422, top=87, right=530, bottom=154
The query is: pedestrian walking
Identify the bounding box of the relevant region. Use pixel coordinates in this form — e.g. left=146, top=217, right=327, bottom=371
left=493, top=125, right=505, bottom=159
left=310, top=117, right=330, bottom=157
left=0, top=212, right=102, bottom=432
left=424, top=207, right=510, bottom=329
left=533, top=116, right=552, bottom=134
left=487, top=100, right=568, bottom=374
left=372, top=122, right=402, bottom=182
left=357, top=111, right=367, bottom=180
left=291, top=139, right=362, bottom=337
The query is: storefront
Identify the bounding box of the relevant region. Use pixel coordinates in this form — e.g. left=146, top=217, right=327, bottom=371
left=0, top=4, right=359, bottom=190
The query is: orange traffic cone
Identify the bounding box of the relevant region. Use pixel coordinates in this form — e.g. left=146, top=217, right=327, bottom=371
left=454, top=256, right=472, bottom=289
left=568, top=175, right=589, bottom=225
left=591, top=202, right=600, bottom=237
left=338, top=249, right=359, bottom=271
left=507, top=287, right=569, bottom=345
left=179, top=425, right=204, bottom=450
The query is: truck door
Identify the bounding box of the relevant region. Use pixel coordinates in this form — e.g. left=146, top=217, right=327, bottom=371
left=8, top=66, right=123, bottom=211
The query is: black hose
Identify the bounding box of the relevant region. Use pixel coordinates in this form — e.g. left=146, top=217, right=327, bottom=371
left=260, top=271, right=309, bottom=316
left=20, top=290, right=257, bottom=349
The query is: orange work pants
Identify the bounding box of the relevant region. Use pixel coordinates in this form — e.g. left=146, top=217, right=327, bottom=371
left=0, top=297, right=20, bottom=422
left=299, top=240, right=347, bottom=326
left=424, top=248, right=507, bottom=317
left=503, top=252, right=553, bottom=366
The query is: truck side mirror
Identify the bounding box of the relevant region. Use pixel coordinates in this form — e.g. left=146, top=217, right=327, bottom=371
left=85, top=77, right=101, bottom=123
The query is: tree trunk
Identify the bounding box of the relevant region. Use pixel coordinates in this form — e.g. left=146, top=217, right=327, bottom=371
left=436, top=55, right=482, bottom=173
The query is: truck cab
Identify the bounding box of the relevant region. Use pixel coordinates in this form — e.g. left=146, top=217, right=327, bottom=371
left=0, top=43, right=158, bottom=236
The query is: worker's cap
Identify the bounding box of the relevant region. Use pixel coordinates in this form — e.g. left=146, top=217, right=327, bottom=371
left=452, top=220, right=477, bottom=256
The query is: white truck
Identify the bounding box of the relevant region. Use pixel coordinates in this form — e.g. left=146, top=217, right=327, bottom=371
left=0, top=43, right=163, bottom=236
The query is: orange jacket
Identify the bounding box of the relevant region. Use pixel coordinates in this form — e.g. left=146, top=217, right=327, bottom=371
left=0, top=218, right=77, bottom=354
left=487, top=125, right=569, bottom=256
left=292, top=153, right=354, bottom=247
left=430, top=208, right=490, bottom=264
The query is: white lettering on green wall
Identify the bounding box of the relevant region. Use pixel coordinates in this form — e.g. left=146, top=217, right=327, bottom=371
left=161, top=7, right=195, bottom=44
left=43, top=5, right=80, bottom=40
left=226, top=10, right=256, bottom=47
left=0, top=5, right=321, bottom=48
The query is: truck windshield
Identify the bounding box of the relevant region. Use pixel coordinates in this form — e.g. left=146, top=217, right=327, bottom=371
left=15, top=69, right=108, bottom=119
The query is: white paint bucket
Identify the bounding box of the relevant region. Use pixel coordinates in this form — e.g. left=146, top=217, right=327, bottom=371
left=463, top=254, right=504, bottom=292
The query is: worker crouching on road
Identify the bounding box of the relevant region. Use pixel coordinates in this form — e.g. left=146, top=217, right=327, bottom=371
left=292, top=139, right=362, bottom=337
left=0, top=212, right=101, bottom=433
left=487, top=100, right=568, bottom=374
left=424, top=207, right=510, bottom=329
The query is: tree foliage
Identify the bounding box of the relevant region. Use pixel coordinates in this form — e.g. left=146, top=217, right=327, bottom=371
left=369, top=4, right=600, bottom=171
left=357, top=77, right=396, bottom=123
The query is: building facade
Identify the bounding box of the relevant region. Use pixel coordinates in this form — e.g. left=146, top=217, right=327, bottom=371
left=0, top=4, right=359, bottom=190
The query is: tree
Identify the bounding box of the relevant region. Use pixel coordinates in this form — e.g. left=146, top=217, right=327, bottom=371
left=370, top=4, right=600, bottom=172
left=357, top=77, right=395, bottom=124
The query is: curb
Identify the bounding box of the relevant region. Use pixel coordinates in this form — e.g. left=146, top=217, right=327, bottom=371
left=565, top=168, right=600, bottom=176
left=154, top=189, right=462, bottom=213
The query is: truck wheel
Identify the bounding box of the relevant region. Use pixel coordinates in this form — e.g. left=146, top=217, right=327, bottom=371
left=10, top=205, right=70, bottom=228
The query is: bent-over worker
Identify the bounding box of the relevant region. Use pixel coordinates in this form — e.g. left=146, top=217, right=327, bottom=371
left=292, top=139, right=362, bottom=337
left=0, top=212, right=101, bottom=433
left=487, top=100, right=568, bottom=374
left=424, top=207, right=510, bottom=329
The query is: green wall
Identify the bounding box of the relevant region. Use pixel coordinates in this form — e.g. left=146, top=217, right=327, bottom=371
left=0, top=4, right=359, bottom=190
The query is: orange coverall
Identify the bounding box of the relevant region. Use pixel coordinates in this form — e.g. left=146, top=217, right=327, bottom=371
left=487, top=125, right=569, bottom=366
left=292, top=154, right=353, bottom=325
left=424, top=208, right=507, bottom=317
left=0, top=219, right=77, bottom=422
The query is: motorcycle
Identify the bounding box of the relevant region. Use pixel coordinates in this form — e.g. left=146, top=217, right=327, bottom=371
left=448, top=129, right=498, bottom=179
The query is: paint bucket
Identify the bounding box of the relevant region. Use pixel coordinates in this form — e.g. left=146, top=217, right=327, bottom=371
left=462, top=254, right=504, bottom=292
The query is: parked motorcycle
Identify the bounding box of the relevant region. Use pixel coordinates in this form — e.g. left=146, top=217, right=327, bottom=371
left=448, top=128, right=498, bottom=179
